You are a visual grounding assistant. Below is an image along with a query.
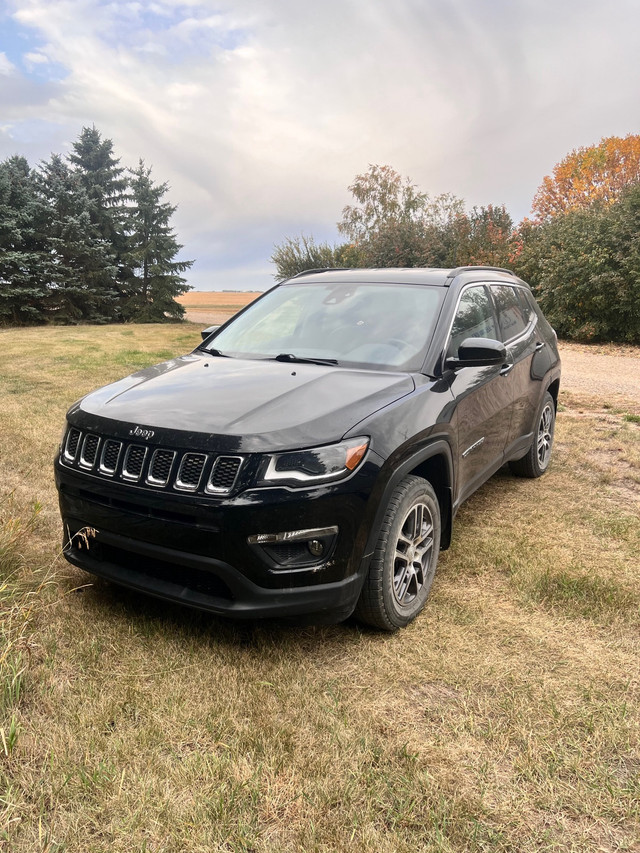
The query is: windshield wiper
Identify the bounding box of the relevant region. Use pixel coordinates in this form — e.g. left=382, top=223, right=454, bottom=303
left=273, top=353, right=338, bottom=366
left=200, top=346, right=231, bottom=358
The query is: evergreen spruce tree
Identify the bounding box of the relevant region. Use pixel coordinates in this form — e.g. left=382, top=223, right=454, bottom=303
left=122, top=161, right=192, bottom=322
left=36, top=154, right=119, bottom=323
left=68, top=125, right=130, bottom=308
left=0, top=156, right=48, bottom=324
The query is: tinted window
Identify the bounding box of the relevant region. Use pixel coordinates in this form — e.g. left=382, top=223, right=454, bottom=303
left=516, top=287, right=534, bottom=323
left=447, top=286, right=498, bottom=357
left=492, top=285, right=527, bottom=341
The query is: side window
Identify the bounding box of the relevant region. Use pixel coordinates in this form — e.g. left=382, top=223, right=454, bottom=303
left=491, top=285, right=527, bottom=342
left=516, top=287, right=534, bottom=324
left=447, top=286, right=498, bottom=357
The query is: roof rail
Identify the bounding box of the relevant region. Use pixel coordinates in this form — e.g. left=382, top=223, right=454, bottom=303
left=446, top=265, right=515, bottom=279
left=289, top=268, right=349, bottom=279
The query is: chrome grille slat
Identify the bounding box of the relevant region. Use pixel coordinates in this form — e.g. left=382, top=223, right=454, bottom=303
left=100, top=439, right=122, bottom=475
left=64, top=428, right=82, bottom=461
left=122, top=445, right=148, bottom=481
left=175, top=453, right=207, bottom=491
left=79, top=434, right=100, bottom=469
left=147, top=449, right=176, bottom=486
left=206, top=456, right=243, bottom=494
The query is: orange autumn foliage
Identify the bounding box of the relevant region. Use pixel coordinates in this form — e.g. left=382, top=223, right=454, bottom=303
left=531, top=134, right=640, bottom=220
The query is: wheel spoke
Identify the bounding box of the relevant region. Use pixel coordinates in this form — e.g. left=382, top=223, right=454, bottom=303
left=414, top=522, right=433, bottom=546
left=394, top=561, right=412, bottom=601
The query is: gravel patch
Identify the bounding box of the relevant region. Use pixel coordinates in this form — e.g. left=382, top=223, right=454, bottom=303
left=559, top=342, right=640, bottom=400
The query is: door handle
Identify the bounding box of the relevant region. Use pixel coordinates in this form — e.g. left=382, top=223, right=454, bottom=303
left=534, top=341, right=546, bottom=351
left=500, top=362, right=514, bottom=376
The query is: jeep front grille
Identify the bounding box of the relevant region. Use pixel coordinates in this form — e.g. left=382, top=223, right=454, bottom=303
left=60, top=428, right=245, bottom=497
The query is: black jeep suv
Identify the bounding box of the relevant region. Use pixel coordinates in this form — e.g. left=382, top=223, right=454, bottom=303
left=55, top=267, right=560, bottom=630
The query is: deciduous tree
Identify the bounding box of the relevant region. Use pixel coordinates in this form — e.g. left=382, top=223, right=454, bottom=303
left=530, top=184, right=640, bottom=343
left=531, top=134, right=640, bottom=220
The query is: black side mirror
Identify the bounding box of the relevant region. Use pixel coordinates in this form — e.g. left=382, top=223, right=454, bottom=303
left=445, top=337, right=507, bottom=369
left=201, top=325, right=220, bottom=341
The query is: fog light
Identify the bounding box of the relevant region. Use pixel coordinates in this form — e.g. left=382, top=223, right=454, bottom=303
left=247, top=526, right=338, bottom=570
left=308, top=539, right=324, bottom=557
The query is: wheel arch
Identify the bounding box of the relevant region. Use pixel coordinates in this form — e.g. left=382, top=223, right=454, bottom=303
left=547, top=377, right=560, bottom=409
left=361, top=441, right=454, bottom=572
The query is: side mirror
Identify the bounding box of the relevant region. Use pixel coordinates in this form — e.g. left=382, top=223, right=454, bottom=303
left=201, top=325, right=220, bottom=341
left=445, top=337, right=507, bottom=369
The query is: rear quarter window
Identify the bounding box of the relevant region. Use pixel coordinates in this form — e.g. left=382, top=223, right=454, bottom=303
left=491, top=285, right=527, bottom=342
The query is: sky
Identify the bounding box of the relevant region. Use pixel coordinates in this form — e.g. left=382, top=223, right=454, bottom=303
left=1, top=0, right=639, bottom=291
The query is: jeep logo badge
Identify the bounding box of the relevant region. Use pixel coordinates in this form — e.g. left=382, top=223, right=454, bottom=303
left=129, top=425, right=155, bottom=440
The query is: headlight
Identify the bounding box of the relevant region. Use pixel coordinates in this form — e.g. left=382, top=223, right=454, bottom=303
left=259, top=437, right=369, bottom=486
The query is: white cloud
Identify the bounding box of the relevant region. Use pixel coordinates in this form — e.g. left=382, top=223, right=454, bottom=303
left=0, top=52, right=16, bottom=75
left=23, top=50, right=49, bottom=66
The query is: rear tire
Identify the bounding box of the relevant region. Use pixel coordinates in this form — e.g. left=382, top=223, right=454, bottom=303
left=509, top=391, right=555, bottom=478
left=355, top=475, right=440, bottom=631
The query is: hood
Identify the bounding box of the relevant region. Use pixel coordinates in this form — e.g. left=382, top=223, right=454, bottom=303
left=72, top=353, right=415, bottom=453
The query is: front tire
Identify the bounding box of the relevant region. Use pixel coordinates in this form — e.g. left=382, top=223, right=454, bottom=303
left=509, top=391, right=556, bottom=478
left=355, top=475, right=441, bottom=631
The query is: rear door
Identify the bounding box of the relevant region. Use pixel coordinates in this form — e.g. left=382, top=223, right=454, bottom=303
left=489, top=284, right=538, bottom=456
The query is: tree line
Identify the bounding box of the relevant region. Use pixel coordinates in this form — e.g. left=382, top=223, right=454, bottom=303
left=0, top=126, right=192, bottom=325
left=272, top=135, right=640, bottom=344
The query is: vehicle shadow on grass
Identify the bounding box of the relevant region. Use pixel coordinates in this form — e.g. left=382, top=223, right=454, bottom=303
left=66, top=567, right=370, bottom=660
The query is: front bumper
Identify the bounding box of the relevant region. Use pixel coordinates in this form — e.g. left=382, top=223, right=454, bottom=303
left=55, top=458, right=379, bottom=621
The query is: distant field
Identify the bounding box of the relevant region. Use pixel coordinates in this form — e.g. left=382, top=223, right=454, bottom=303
left=177, top=291, right=262, bottom=323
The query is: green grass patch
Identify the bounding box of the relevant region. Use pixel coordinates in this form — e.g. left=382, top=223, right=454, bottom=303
left=526, top=568, right=638, bottom=619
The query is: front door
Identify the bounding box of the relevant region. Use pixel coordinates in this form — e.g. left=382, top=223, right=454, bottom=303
left=445, top=284, right=514, bottom=504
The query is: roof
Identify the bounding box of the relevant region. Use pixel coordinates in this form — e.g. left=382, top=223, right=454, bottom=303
left=284, top=266, right=522, bottom=287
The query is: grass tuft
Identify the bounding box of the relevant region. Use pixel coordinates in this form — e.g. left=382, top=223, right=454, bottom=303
left=526, top=568, right=638, bottom=619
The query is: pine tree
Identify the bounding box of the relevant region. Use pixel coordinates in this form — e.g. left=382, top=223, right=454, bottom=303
left=0, top=156, right=48, bottom=324
left=68, top=126, right=131, bottom=303
left=36, top=154, right=119, bottom=323
left=122, top=161, right=192, bottom=322
left=68, top=126, right=127, bottom=242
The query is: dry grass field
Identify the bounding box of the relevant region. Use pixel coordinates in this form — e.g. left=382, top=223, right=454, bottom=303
left=177, top=291, right=263, bottom=325
left=0, top=324, right=638, bottom=852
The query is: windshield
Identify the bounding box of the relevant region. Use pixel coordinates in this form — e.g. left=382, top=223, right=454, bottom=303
left=202, top=281, right=444, bottom=370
